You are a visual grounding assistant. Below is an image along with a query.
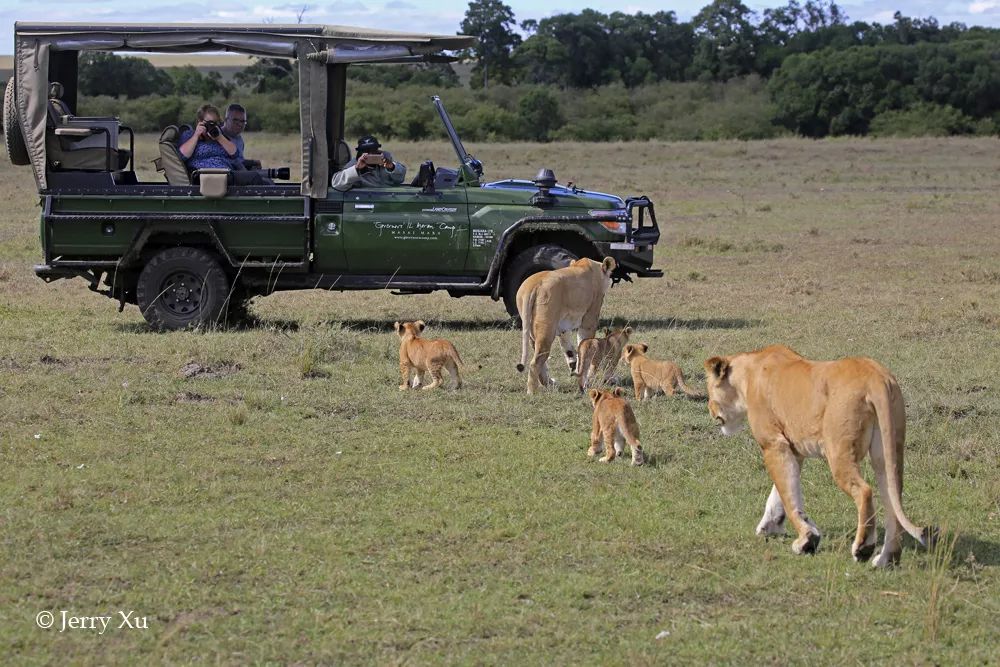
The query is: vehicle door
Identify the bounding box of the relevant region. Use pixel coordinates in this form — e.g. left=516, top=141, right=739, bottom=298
left=339, top=186, right=470, bottom=274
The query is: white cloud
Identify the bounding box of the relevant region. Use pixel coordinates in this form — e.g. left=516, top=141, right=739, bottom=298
left=969, top=1, right=1000, bottom=13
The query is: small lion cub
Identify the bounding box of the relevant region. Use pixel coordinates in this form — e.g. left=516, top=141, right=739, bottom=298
left=622, top=343, right=703, bottom=400
left=394, top=320, right=463, bottom=391
left=576, top=326, right=633, bottom=391
left=587, top=387, right=645, bottom=465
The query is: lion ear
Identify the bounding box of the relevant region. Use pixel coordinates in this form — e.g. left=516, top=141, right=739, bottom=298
left=601, top=257, right=616, bottom=274
left=623, top=344, right=634, bottom=356
left=393, top=321, right=402, bottom=335
left=603, top=327, right=612, bottom=337
left=613, top=387, right=625, bottom=397
left=588, top=388, right=601, bottom=405
left=705, top=356, right=731, bottom=381
left=416, top=320, right=426, bottom=332
left=639, top=343, right=649, bottom=354
left=624, top=326, right=633, bottom=335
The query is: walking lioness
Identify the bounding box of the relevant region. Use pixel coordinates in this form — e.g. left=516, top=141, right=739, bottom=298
left=704, top=345, right=933, bottom=567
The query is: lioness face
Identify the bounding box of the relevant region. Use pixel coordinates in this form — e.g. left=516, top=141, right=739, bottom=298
left=704, top=356, right=746, bottom=436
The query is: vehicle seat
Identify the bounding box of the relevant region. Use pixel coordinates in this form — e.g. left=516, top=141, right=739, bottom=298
left=154, top=125, right=193, bottom=185
left=45, top=82, right=129, bottom=172
left=332, top=139, right=351, bottom=172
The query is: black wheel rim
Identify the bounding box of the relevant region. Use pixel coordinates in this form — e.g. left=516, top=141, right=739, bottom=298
left=158, top=270, right=205, bottom=316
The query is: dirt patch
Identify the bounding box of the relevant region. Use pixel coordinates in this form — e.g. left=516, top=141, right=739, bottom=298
left=39, top=355, right=65, bottom=365
left=179, top=361, right=241, bottom=380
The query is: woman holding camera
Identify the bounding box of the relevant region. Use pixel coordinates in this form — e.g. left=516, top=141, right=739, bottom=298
left=178, top=104, right=238, bottom=171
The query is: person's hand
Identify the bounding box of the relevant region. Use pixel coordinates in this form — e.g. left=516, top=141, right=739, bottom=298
left=195, top=121, right=208, bottom=138
left=382, top=155, right=395, bottom=171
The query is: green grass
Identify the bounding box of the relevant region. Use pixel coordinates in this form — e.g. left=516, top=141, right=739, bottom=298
left=1, top=136, right=998, bottom=664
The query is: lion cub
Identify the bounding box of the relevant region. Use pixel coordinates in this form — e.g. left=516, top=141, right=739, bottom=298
left=587, top=387, right=645, bottom=465
left=576, top=326, right=633, bottom=391
left=622, top=344, right=703, bottom=400
left=394, top=320, right=463, bottom=390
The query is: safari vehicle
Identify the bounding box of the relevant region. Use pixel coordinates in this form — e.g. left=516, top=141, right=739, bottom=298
left=6, top=22, right=663, bottom=330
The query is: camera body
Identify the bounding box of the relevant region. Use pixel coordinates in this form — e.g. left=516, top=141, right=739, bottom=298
left=203, top=120, right=221, bottom=139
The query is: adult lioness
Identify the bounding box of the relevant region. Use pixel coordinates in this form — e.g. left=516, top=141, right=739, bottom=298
left=518, top=257, right=616, bottom=394
left=704, top=345, right=932, bottom=567
left=515, top=270, right=577, bottom=378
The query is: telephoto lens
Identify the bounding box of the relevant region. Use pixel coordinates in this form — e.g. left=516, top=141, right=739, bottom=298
left=204, top=120, right=221, bottom=139
left=266, top=167, right=291, bottom=180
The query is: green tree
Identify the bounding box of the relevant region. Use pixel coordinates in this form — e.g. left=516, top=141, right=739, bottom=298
left=78, top=52, right=173, bottom=98
left=234, top=58, right=297, bottom=95
left=460, top=0, right=522, bottom=88
left=691, top=0, right=761, bottom=81
left=167, top=66, right=233, bottom=99
left=517, top=88, right=564, bottom=140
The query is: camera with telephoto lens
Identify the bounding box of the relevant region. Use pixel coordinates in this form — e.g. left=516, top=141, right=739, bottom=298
left=203, top=120, right=221, bottom=139
left=265, top=167, right=290, bottom=180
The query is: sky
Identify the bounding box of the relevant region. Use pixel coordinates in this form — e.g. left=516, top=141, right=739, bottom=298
left=2, top=0, right=999, bottom=54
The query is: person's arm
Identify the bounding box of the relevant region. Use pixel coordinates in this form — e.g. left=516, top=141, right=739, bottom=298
left=215, top=133, right=238, bottom=157
left=330, top=159, right=362, bottom=191
left=178, top=125, right=203, bottom=159
left=384, top=153, right=406, bottom=185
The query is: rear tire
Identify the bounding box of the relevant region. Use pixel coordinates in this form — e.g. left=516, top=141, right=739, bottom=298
left=136, top=247, right=230, bottom=331
left=502, top=244, right=579, bottom=317
left=4, top=80, right=31, bottom=166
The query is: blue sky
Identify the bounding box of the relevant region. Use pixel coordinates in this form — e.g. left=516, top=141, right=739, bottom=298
left=2, top=0, right=999, bottom=54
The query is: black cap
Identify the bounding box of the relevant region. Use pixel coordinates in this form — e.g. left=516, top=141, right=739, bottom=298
left=356, top=135, right=381, bottom=153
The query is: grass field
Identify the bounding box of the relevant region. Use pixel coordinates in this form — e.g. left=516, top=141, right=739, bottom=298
left=1, top=136, right=998, bottom=664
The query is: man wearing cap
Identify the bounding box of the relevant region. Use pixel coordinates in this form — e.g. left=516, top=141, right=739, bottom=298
left=330, top=135, right=406, bottom=191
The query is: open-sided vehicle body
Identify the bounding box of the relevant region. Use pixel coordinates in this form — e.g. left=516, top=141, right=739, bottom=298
left=7, top=22, right=663, bottom=329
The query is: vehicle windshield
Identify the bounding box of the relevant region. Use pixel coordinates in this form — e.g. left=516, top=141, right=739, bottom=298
left=432, top=96, right=483, bottom=181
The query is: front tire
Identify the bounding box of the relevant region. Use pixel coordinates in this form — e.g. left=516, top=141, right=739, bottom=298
left=136, top=247, right=230, bottom=331
left=501, top=244, right=579, bottom=317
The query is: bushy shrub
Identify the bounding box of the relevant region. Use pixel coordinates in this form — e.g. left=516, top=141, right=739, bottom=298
left=869, top=103, right=978, bottom=137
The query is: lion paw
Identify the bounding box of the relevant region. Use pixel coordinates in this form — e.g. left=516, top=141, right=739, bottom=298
left=398, top=384, right=409, bottom=391
left=598, top=455, right=614, bottom=463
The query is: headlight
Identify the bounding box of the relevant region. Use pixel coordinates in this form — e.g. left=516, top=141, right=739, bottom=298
left=589, top=210, right=628, bottom=234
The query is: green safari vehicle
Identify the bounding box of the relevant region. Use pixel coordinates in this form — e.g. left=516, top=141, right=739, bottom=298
left=6, top=22, right=663, bottom=330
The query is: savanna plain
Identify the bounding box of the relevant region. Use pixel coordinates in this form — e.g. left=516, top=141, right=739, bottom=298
left=1, top=136, right=998, bottom=664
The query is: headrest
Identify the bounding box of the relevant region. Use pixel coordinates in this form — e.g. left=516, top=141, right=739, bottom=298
left=334, top=139, right=351, bottom=166
left=159, top=125, right=181, bottom=144
left=49, top=82, right=65, bottom=99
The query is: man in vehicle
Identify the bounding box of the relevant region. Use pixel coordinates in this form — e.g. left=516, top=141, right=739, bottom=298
left=222, top=103, right=253, bottom=169
left=222, top=103, right=273, bottom=184
left=330, top=135, right=406, bottom=191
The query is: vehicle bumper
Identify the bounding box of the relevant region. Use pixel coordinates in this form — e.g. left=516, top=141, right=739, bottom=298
left=594, top=242, right=662, bottom=278
left=34, top=264, right=97, bottom=283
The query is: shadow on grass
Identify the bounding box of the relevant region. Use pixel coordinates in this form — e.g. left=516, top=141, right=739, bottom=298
left=114, top=316, right=301, bottom=334
left=319, top=318, right=517, bottom=333
left=608, top=317, right=761, bottom=330
left=950, top=533, right=1000, bottom=567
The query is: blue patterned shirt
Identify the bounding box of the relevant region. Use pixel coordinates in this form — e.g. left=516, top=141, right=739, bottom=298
left=179, top=128, right=234, bottom=170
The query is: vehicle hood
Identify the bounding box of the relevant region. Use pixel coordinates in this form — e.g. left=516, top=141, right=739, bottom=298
left=473, top=179, right=625, bottom=210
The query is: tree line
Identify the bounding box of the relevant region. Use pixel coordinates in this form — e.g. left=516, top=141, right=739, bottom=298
left=54, top=1, right=1000, bottom=140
